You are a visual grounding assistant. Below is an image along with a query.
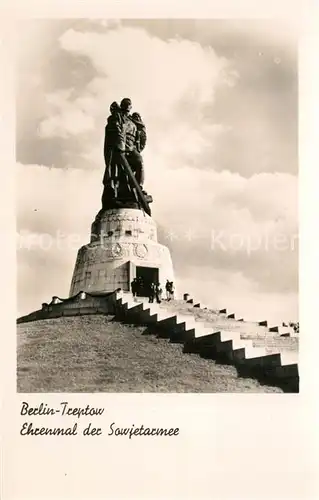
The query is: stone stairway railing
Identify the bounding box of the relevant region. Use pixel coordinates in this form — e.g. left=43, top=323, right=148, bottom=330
left=114, top=291, right=299, bottom=392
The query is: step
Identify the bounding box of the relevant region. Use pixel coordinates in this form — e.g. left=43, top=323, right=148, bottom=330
left=232, top=349, right=299, bottom=389
left=169, top=324, right=196, bottom=344
left=144, top=310, right=196, bottom=342
left=252, top=336, right=299, bottom=353
left=138, top=308, right=158, bottom=325
left=194, top=317, right=269, bottom=336
left=233, top=346, right=298, bottom=370
left=175, top=313, right=197, bottom=331
left=196, top=334, right=255, bottom=359
left=193, top=323, right=218, bottom=338
left=122, top=301, right=144, bottom=315
left=120, top=301, right=149, bottom=322
left=268, top=325, right=295, bottom=336
left=156, top=310, right=178, bottom=323
left=216, top=337, right=254, bottom=354
left=124, top=298, right=144, bottom=309
left=184, top=330, right=239, bottom=354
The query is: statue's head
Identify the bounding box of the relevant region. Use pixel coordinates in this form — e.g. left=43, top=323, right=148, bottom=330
left=120, top=98, right=132, bottom=114
left=110, top=101, right=119, bottom=113
left=132, top=112, right=142, bottom=123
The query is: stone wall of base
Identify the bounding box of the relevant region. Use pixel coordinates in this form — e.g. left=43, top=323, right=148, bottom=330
left=70, top=244, right=175, bottom=296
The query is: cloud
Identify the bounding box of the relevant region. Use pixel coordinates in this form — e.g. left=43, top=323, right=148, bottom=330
left=97, top=19, right=121, bottom=30
left=150, top=162, right=298, bottom=298
left=38, top=89, right=95, bottom=138
left=17, top=162, right=101, bottom=315
left=37, top=26, right=234, bottom=167
left=59, top=27, right=230, bottom=102
left=39, top=107, right=95, bottom=138
left=178, top=268, right=298, bottom=323
left=17, top=162, right=101, bottom=235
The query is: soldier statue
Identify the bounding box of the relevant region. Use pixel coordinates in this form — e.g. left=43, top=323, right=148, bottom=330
left=101, top=98, right=151, bottom=215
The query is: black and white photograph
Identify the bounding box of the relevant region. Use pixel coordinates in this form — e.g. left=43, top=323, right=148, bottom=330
left=16, top=18, right=299, bottom=393
left=2, top=2, right=319, bottom=499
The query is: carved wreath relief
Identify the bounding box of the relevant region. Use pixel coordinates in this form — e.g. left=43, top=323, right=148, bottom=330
left=134, top=244, right=148, bottom=259
left=110, top=243, right=123, bottom=258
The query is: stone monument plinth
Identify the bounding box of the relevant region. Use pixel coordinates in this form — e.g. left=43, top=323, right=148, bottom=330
left=69, top=208, right=175, bottom=296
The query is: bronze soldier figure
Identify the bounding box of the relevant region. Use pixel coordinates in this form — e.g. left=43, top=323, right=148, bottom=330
left=101, top=97, right=152, bottom=215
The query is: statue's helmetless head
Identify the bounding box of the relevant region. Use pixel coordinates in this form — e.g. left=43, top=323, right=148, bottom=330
left=132, top=112, right=142, bottom=122
left=120, top=98, right=132, bottom=113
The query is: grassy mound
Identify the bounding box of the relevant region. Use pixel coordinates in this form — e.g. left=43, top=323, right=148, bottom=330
left=17, top=315, right=282, bottom=393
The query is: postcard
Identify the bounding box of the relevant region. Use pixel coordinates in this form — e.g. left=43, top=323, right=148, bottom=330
left=1, top=1, right=318, bottom=499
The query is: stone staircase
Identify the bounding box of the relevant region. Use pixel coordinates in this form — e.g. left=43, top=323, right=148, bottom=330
left=17, top=288, right=299, bottom=392
left=114, top=291, right=299, bottom=392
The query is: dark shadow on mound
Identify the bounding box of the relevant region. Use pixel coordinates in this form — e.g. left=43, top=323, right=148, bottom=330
left=234, top=365, right=299, bottom=393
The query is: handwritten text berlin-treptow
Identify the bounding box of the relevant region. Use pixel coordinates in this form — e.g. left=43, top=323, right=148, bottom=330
left=20, top=402, right=104, bottom=418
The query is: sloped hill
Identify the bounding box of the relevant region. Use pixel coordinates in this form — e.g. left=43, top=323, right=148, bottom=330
left=17, top=315, right=282, bottom=393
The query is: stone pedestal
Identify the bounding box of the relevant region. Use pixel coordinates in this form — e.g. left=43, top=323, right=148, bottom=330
left=69, top=208, right=175, bottom=296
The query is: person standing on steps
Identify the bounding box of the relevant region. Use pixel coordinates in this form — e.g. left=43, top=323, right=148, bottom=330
left=165, top=280, right=175, bottom=301
left=148, top=282, right=155, bottom=303
left=155, top=282, right=162, bottom=304
left=169, top=281, right=175, bottom=301
left=131, top=277, right=138, bottom=300
left=165, top=279, right=171, bottom=301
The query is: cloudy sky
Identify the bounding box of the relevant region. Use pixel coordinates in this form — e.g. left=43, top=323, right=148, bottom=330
left=16, top=19, right=298, bottom=322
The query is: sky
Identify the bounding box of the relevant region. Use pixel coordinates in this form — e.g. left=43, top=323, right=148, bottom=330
left=16, top=19, right=298, bottom=322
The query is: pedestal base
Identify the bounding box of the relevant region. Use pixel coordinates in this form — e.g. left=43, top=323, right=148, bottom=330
left=69, top=208, right=175, bottom=296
